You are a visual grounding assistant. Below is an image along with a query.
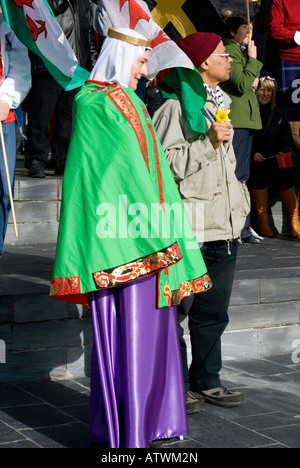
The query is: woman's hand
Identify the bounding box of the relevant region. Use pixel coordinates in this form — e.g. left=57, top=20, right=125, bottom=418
left=248, top=40, right=257, bottom=59
left=0, top=102, right=11, bottom=122
left=252, top=77, right=259, bottom=90
left=253, top=152, right=266, bottom=163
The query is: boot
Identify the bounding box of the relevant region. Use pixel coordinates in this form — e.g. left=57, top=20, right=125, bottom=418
left=249, top=188, right=275, bottom=237
left=279, top=187, right=300, bottom=238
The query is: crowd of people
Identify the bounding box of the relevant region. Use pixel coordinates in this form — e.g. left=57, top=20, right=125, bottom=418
left=1, top=0, right=300, bottom=449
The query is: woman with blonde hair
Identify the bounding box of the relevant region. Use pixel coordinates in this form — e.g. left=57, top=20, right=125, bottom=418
left=248, top=75, right=300, bottom=237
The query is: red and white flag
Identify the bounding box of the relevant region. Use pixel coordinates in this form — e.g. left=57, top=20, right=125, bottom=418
left=1, top=0, right=89, bottom=90
left=95, top=0, right=195, bottom=78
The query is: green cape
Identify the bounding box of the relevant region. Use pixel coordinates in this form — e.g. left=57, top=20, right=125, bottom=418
left=50, top=82, right=211, bottom=307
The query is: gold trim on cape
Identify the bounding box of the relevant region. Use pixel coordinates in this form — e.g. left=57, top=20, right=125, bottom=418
left=93, top=243, right=183, bottom=289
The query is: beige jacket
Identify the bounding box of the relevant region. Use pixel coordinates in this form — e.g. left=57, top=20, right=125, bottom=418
left=152, top=93, right=250, bottom=243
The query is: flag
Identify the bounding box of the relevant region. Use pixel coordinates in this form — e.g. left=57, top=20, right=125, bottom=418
left=96, top=0, right=198, bottom=78
left=1, top=0, right=89, bottom=90
left=95, top=0, right=207, bottom=135
left=142, top=0, right=225, bottom=40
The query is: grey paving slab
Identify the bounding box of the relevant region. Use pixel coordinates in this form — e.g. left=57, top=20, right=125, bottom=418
left=0, top=403, right=76, bottom=430
left=185, top=412, right=279, bottom=448
left=258, top=425, right=300, bottom=449
left=17, top=380, right=90, bottom=408
left=0, top=439, right=40, bottom=448
left=1, top=356, right=299, bottom=448
left=0, top=420, right=27, bottom=444
left=0, top=384, right=41, bottom=408
left=0, top=228, right=299, bottom=448
left=19, top=423, right=91, bottom=449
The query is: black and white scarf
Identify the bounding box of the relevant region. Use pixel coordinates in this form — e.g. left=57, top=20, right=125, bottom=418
left=203, top=83, right=225, bottom=109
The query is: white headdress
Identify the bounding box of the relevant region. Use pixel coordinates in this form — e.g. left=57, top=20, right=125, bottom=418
left=89, top=27, right=151, bottom=87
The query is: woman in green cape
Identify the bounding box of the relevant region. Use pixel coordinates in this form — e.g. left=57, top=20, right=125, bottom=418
left=50, top=27, right=211, bottom=448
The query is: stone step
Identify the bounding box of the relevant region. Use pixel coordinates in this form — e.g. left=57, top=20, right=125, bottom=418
left=182, top=278, right=300, bottom=363
left=5, top=168, right=300, bottom=246
left=223, top=277, right=300, bottom=360
left=5, top=174, right=61, bottom=245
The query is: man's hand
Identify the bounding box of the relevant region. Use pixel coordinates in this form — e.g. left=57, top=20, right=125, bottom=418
left=0, top=102, right=11, bottom=122
left=208, top=122, right=233, bottom=150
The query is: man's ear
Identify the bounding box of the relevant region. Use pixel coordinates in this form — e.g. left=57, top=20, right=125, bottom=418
left=200, top=59, right=210, bottom=71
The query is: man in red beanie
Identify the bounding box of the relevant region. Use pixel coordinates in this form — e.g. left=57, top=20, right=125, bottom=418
left=153, top=32, right=250, bottom=409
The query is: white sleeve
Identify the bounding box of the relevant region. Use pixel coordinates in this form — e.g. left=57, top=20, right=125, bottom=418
left=0, top=29, right=31, bottom=109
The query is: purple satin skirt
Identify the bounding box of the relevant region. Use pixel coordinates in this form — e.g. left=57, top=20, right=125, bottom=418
left=89, top=274, right=188, bottom=448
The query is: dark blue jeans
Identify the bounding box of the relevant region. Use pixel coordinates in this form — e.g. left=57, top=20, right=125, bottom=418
left=178, top=240, right=238, bottom=392
left=0, top=121, right=16, bottom=256
left=233, top=129, right=253, bottom=238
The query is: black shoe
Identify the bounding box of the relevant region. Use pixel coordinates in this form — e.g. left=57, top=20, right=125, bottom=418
left=28, top=160, right=46, bottom=178
left=185, top=391, right=204, bottom=415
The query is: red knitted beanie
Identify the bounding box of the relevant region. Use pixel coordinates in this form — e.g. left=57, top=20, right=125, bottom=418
left=176, top=32, right=222, bottom=68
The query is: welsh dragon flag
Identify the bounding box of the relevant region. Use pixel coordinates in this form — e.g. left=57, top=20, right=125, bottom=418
left=1, top=0, right=89, bottom=90
left=95, top=0, right=196, bottom=78
left=95, top=0, right=207, bottom=135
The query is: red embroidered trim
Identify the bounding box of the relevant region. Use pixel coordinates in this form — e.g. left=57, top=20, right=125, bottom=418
left=163, top=274, right=213, bottom=307
left=107, top=87, right=150, bottom=172
left=50, top=276, right=81, bottom=296
left=147, top=123, right=165, bottom=206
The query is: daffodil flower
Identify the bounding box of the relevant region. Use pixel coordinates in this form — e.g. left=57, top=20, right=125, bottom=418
left=214, top=108, right=231, bottom=124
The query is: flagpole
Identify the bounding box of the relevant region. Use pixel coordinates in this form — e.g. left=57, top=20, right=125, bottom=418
left=246, top=0, right=252, bottom=41
left=0, top=121, right=18, bottom=238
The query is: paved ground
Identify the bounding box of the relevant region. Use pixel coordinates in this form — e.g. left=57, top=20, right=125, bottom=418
left=0, top=354, right=299, bottom=449
left=0, top=238, right=300, bottom=449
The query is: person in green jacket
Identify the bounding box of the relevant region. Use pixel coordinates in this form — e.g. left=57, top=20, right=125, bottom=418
left=221, top=11, right=263, bottom=243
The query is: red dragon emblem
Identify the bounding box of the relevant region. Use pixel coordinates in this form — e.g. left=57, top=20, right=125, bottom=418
left=26, top=15, right=47, bottom=41
left=12, top=0, right=47, bottom=42
left=120, top=0, right=150, bottom=30
left=12, top=0, right=34, bottom=8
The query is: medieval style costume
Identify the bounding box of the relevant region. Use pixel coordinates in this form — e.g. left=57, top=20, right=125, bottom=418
left=50, top=28, right=211, bottom=448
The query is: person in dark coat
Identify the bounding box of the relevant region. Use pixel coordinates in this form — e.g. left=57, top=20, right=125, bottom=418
left=248, top=75, right=300, bottom=238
